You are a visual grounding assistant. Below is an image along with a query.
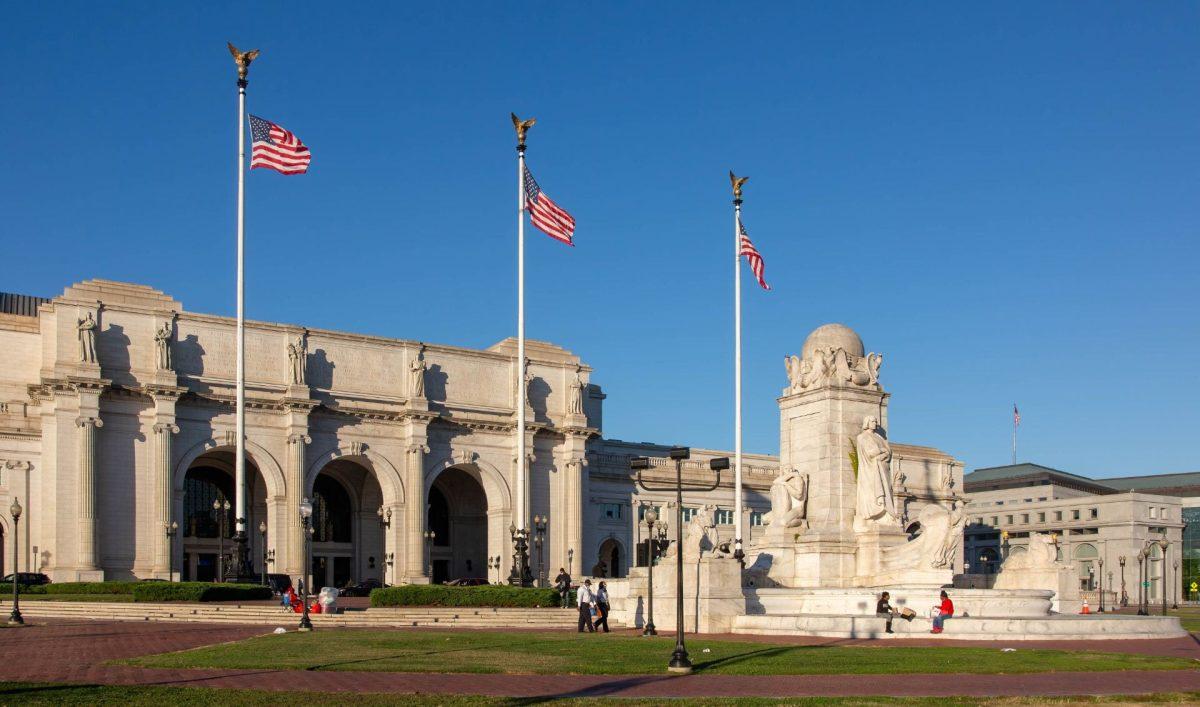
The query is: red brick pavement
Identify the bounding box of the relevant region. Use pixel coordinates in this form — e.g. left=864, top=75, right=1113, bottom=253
left=2, top=620, right=1198, bottom=699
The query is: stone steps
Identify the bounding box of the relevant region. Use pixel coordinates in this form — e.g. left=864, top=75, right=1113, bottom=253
left=732, top=612, right=1187, bottom=641
left=0, top=601, right=598, bottom=629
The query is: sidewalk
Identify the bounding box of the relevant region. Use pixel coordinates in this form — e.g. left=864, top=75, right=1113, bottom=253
left=1, top=620, right=1197, bottom=699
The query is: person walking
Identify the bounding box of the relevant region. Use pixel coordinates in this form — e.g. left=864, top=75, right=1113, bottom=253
left=595, top=581, right=611, bottom=633
left=876, top=591, right=897, bottom=634
left=577, top=578, right=596, bottom=633
left=931, top=590, right=954, bottom=634
left=554, top=568, right=572, bottom=608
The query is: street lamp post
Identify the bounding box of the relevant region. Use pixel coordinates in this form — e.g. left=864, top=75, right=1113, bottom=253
left=1137, top=549, right=1148, bottom=615
left=1119, top=556, right=1127, bottom=607
left=8, top=498, right=23, bottom=626
left=424, top=530, right=436, bottom=579
left=507, top=523, right=532, bottom=587
left=1158, top=536, right=1169, bottom=617
left=631, top=448, right=724, bottom=674
left=642, top=507, right=659, bottom=636
left=1097, top=558, right=1104, bottom=612
left=298, top=498, right=314, bottom=632
left=532, top=515, right=547, bottom=587
left=258, top=521, right=268, bottom=586
left=1173, top=559, right=1180, bottom=610
left=213, top=497, right=230, bottom=581
left=165, top=521, right=178, bottom=582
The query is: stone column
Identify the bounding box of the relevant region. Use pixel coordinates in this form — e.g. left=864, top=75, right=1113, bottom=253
left=152, top=422, right=179, bottom=576
left=285, top=433, right=310, bottom=577
left=403, top=443, right=429, bottom=583
left=76, top=416, right=103, bottom=574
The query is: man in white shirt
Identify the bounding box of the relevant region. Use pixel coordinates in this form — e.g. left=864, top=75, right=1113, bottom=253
left=577, top=578, right=596, bottom=633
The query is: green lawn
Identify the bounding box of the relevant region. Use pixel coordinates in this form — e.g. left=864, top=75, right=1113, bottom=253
left=2, top=683, right=1200, bottom=706
left=125, top=629, right=1198, bottom=676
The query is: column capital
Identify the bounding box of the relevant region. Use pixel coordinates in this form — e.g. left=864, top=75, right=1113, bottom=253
left=2, top=459, right=32, bottom=472
left=152, top=422, right=180, bottom=435
left=75, top=416, right=103, bottom=429
left=407, top=444, right=430, bottom=455
left=287, top=433, right=312, bottom=446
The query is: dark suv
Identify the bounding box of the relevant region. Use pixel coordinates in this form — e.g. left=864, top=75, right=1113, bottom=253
left=2, top=573, right=50, bottom=586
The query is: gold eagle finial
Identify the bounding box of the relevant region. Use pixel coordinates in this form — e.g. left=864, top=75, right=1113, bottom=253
left=511, top=113, right=536, bottom=149
left=227, top=42, right=261, bottom=82
left=730, top=171, right=749, bottom=200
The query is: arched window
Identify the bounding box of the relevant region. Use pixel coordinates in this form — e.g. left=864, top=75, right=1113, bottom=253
left=312, top=476, right=352, bottom=543
left=183, top=467, right=233, bottom=538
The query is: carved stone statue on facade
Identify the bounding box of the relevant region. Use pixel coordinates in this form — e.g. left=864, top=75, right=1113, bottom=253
left=568, top=365, right=585, bottom=416
left=764, top=469, right=808, bottom=529
left=786, top=345, right=883, bottom=392
left=523, top=357, right=534, bottom=408
left=77, top=312, right=97, bottom=364
left=287, top=334, right=307, bottom=385
left=154, top=321, right=173, bottom=371
left=410, top=344, right=427, bottom=398
left=853, top=416, right=899, bottom=532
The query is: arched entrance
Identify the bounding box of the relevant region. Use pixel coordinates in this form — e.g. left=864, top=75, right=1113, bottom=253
left=1073, top=543, right=1099, bottom=592
left=180, top=450, right=268, bottom=581
left=596, top=538, right=624, bottom=578
left=308, top=458, right=386, bottom=590
left=427, top=466, right=487, bottom=584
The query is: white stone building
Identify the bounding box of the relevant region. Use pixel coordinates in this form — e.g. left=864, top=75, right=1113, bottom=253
left=0, top=280, right=960, bottom=588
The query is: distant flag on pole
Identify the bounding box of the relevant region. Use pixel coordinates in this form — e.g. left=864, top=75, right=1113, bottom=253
left=1013, top=404, right=1021, bottom=427
left=249, top=115, right=312, bottom=175
left=738, top=217, right=770, bottom=290
left=522, top=163, right=575, bottom=246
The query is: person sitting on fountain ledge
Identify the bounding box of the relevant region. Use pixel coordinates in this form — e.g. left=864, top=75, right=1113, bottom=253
left=876, top=591, right=897, bottom=634
left=931, top=590, right=954, bottom=634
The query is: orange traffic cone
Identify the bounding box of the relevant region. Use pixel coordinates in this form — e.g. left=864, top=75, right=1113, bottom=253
left=1080, top=599, right=1091, bottom=614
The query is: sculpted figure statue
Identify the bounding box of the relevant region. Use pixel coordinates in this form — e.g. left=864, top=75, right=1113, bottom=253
left=882, top=501, right=966, bottom=571
left=287, top=334, right=307, bottom=385
left=867, top=352, right=883, bottom=387
left=77, top=312, right=97, bottom=364
left=854, top=416, right=899, bottom=532
left=154, top=322, right=173, bottom=371
left=1003, top=532, right=1061, bottom=571
left=784, top=355, right=803, bottom=392
left=764, top=469, right=808, bottom=529
left=568, top=365, right=585, bottom=415
left=410, top=344, right=427, bottom=398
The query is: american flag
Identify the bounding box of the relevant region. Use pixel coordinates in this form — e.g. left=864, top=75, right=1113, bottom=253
left=1013, top=404, right=1021, bottom=427
left=249, top=115, right=311, bottom=175
left=738, top=217, right=770, bottom=290
left=522, top=163, right=575, bottom=246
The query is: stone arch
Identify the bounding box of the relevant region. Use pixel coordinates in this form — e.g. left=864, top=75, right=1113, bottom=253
left=305, top=446, right=405, bottom=507
left=174, top=437, right=286, bottom=500
left=424, top=454, right=511, bottom=514
left=596, top=536, right=626, bottom=578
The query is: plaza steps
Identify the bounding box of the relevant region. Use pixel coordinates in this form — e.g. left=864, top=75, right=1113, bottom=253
left=0, top=600, right=605, bottom=630
left=732, top=612, right=1187, bottom=641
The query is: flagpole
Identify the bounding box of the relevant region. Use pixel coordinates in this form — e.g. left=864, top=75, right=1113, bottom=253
left=733, top=186, right=744, bottom=563
left=516, top=123, right=528, bottom=546
left=229, top=43, right=258, bottom=581
left=1011, top=407, right=1017, bottom=465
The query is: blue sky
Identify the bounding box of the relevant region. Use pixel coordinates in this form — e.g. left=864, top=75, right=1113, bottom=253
left=2, top=3, right=1197, bottom=477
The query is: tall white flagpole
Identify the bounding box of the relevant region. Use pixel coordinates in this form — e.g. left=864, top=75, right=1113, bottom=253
left=1011, top=412, right=1017, bottom=465
left=229, top=43, right=258, bottom=579
left=733, top=187, right=744, bottom=562
left=517, top=141, right=526, bottom=537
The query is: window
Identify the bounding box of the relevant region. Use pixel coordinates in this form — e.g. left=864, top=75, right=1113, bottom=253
left=601, top=503, right=623, bottom=521
left=995, top=501, right=1004, bottom=506
left=1149, top=507, right=1158, bottom=519
left=1089, top=508, right=1098, bottom=519
left=1005, top=515, right=1014, bottom=525
left=1024, top=498, right=1033, bottom=503
left=991, top=516, right=999, bottom=526
left=1038, top=512, right=1046, bottom=523
left=974, top=518, right=983, bottom=526
left=1161, top=507, right=1169, bottom=519
left=681, top=506, right=698, bottom=522
left=1072, top=509, right=1081, bottom=520
left=1037, top=497, right=1047, bottom=502
left=1055, top=511, right=1063, bottom=521
left=749, top=511, right=764, bottom=527
left=715, top=509, right=734, bottom=525
left=1021, top=514, right=1029, bottom=524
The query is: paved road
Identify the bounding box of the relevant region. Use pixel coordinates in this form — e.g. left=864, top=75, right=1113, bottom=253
left=1, top=620, right=1198, bottom=698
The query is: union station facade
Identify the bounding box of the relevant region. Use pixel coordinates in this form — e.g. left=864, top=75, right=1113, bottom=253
left=0, top=280, right=959, bottom=588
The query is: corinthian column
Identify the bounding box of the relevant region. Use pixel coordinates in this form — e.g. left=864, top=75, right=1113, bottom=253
left=404, top=444, right=428, bottom=582
left=286, top=433, right=310, bottom=576
left=76, top=416, right=104, bottom=572
left=153, top=422, right=179, bottom=576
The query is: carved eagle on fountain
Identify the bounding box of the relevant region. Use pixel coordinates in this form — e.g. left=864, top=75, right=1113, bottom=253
left=227, top=42, right=260, bottom=81
left=511, top=113, right=536, bottom=148
left=729, top=171, right=749, bottom=199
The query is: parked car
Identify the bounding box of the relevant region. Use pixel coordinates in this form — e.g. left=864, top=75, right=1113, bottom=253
left=443, top=577, right=489, bottom=587
left=338, top=578, right=383, bottom=597
left=266, top=573, right=293, bottom=596
left=2, top=572, right=50, bottom=586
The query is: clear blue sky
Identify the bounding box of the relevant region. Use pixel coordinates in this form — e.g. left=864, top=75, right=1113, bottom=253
left=2, top=3, right=1197, bottom=477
